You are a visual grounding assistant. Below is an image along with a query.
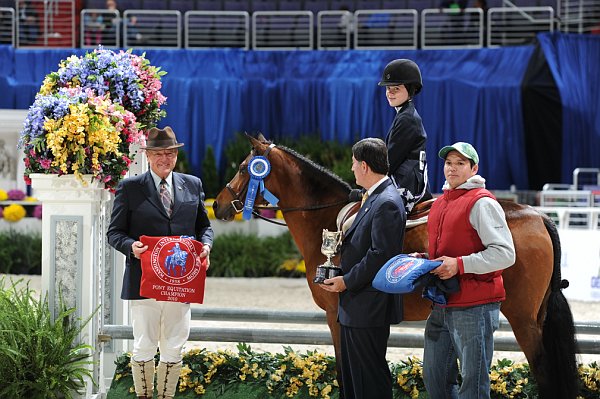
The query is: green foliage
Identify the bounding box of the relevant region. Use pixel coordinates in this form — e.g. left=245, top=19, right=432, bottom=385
left=208, top=232, right=301, bottom=277
left=112, top=349, right=600, bottom=398
left=202, top=146, right=220, bottom=199
left=0, top=279, right=95, bottom=398
left=223, top=133, right=254, bottom=185
left=0, top=230, right=42, bottom=274
left=174, top=148, right=192, bottom=175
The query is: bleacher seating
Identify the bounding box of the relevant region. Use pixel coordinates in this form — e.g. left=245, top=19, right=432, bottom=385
left=3, top=0, right=600, bottom=50
left=196, top=0, right=223, bottom=10
left=252, top=0, right=280, bottom=12
left=171, top=0, right=197, bottom=12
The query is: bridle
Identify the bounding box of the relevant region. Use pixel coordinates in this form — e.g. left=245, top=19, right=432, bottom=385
left=224, top=144, right=349, bottom=226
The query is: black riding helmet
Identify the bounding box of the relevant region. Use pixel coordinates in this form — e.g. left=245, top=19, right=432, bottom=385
left=378, top=59, right=423, bottom=96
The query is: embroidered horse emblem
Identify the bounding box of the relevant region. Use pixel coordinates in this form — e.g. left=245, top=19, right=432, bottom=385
left=164, top=243, right=189, bottom=277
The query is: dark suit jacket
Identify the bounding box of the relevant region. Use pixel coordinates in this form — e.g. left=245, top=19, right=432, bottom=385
left=107, top=171, right=214, bottom=300
left=339, top=178, right=406, bottom=328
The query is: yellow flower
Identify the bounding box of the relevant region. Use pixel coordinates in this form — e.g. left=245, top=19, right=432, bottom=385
left=0, top=189, right=7, bottom=200
left=3, top=204, right=26, bottom=222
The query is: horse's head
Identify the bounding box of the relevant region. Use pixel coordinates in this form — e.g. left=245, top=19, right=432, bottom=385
left=214, top=133, right=352, bottom=222
left=213, top=134, right=273, bottom=221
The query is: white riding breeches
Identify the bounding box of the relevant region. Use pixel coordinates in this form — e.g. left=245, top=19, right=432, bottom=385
left=130, top=299, right=191, bottom=363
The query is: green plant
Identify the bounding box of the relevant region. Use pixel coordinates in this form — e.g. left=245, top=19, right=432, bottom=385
left=111, top=348, right=600, bottom=398
left=0, top=230, right=42, bottom=274
left=222, top=133, right=254, bottom=185
left=208, top=232, right=301, bottom=277
left=201, top=146, right=220, bottom=199
left=0, top=279, right=95, bottom=398
left=174, top=148, right=192, bottom=175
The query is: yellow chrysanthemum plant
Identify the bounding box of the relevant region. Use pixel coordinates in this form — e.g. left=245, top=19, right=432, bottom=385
left=112, top=347, right=600, bottom=398
left=2, top=204, right=27, bottom=223
left=19, top=47, right=167, bottom=192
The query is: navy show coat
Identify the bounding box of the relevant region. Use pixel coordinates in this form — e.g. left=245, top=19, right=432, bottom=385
left=107, top=171, right=214, bottom=300
left=338, top=178, right=407, bottom=328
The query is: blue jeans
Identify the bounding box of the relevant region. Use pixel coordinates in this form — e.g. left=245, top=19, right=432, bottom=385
left=423, top=302, right=500, bottom=399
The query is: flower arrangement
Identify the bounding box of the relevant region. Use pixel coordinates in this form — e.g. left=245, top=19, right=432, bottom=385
left=18, top=47, right=167, bottom=191
left=0, top=188, right=41, bottom=222
left=112, top=347, right=600, bottom=398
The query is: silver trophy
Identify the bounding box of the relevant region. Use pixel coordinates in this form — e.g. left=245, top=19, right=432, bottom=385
left=314, top=229, right=343, bottom=284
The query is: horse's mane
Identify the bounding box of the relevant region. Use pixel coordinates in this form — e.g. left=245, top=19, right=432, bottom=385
left=274, top=144, right=352, bottom=194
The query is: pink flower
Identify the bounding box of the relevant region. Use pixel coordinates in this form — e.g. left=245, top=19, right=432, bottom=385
left=40, top=158, right=52, bottom=169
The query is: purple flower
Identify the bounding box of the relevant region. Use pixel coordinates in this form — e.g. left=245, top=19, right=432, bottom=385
left=7, top=189, right=26, bottom=200
left=33, top=204, right=43, bottom=219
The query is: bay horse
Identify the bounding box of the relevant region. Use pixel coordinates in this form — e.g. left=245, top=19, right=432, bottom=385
left=213, top=135, right=579, bottom=398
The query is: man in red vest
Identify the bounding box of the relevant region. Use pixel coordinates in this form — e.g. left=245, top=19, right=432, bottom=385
left=419, top=142, right=516, bottom=398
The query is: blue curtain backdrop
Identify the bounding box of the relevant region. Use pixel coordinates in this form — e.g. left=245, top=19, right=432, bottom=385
left=0, top=32, right=597, bottom=191
left=538, top=32, right=600, bottom=184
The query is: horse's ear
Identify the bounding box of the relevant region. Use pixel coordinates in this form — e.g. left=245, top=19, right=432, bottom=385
left=245, top=132, right=261, bottom=148
left=257, top=132, right=267, bottom=142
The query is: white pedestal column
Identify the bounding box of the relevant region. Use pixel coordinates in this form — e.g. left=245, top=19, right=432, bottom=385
left=30, top=173, right=111, bottom=398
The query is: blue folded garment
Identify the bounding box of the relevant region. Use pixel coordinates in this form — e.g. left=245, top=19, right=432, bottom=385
left=372, top=255, right=460, bottom=305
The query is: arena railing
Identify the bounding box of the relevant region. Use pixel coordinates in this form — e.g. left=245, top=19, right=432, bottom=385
left=15, top=0, right=75, bottom=48
left=122, top=9, right=182, bottom=48
left=81, top=9, right=120, bottom=48
left=0, top=7, right=15, bottom=48
left=101, top=306, right=600, bottom=354
left=4, top=2, right=596, bottom=50
left=317, top=10, right=352, bottom=50
left=488, top=6, right=555, bottom=47
left=186, top=11, right=250, bottom=49
left=421, top=7, right=485, bottom=49
left=558, top=0, right=600, bottom=33
left=252, top=11, right=313, bottom=50
left=353, top=9, right=418, bottom=49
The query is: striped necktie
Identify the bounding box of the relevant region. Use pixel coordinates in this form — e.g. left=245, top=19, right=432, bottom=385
left=361, top=192, right=369, bottom=207
left=159, top=179, right=172, bottom=216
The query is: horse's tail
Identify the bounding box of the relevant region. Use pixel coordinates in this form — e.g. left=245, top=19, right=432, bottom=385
left=537, top=214, right=579, bottom=398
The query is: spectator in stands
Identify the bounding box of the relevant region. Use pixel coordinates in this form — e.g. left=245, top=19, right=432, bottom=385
left=377, top=59, right=432, bottom=213
left=18, top=0, right=39, bottom=45
left=471, top=0, right=488, bottom=44
left=104, top=0, right=142, bottom=45
left=338, top=5, right=354, bottom=38
left=84, top=11, right=104, bottom=46
left=440, top=0, right=468, bottom=37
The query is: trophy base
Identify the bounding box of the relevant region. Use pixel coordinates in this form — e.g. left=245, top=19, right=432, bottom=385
left=314, top=264, right=342, bottom=285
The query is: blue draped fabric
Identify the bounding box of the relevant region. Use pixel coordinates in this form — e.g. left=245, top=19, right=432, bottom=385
left=0, top=41, right=569, bottom=191
left=538, top=32, right=600, bottom=184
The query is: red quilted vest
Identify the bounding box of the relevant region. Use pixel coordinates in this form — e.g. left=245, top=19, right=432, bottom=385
left=428, top=188, right=506, bottom=307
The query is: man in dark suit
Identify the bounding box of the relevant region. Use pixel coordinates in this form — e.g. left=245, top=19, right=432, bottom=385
left=107, top=126, right=213, bottom=399
left=320, top=137, right=406, bottom=399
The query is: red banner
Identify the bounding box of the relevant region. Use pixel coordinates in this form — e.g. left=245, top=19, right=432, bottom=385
left=139, top=235, right=207, bottom=304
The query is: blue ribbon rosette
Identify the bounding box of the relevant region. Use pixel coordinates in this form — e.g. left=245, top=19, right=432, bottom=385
left=242, top=156, right=279, bottom=220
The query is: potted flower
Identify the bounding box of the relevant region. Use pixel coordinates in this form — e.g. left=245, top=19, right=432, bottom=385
left=18, top=47, right=167, bottom=192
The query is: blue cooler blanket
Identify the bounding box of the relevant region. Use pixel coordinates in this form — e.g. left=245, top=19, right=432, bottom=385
left=372, top=255, right=460, bottom=305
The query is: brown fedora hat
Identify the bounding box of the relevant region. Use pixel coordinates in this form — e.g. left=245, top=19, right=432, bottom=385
left=142, top=126, right=184, bottom=150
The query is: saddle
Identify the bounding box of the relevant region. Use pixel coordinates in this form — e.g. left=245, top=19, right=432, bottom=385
left=336, top=198, right=435, bottom=236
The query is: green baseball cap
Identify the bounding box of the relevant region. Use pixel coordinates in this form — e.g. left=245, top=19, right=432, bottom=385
left=438, top=142, right=479, bottom=164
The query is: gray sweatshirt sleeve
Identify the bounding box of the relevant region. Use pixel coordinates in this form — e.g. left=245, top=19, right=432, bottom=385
left=461, top=197, right=516, bottom=274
